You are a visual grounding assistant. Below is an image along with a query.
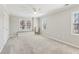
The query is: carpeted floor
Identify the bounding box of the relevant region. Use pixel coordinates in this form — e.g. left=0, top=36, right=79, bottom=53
left=1, top=32, right=79, bottom=54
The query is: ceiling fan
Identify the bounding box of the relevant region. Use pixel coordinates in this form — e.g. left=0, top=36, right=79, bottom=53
left=32, top=7, right=40, bottom=15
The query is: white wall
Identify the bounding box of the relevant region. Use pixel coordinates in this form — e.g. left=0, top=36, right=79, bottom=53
left=41, top=5, right=79, bottom=47
left=9, top=16, right=19, bottom=36
left=0, top=5, right=9, bottom=52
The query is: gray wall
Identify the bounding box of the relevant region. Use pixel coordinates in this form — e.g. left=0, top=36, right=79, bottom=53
left=0, top=5, right=9, bottom=52
left=41, top=5, right=79, bottom=46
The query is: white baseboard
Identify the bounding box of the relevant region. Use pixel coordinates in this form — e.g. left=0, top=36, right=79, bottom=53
left=0, top=33, right=18, bottom=53
left=0, top=38, right=9, bottom=53
left=42, top=33, right=79, bottom=49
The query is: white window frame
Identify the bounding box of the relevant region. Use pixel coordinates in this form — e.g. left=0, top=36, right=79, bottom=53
left=71, top=11, right=79, bottom=35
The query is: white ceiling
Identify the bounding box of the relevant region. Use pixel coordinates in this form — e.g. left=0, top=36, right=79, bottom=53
left=5, top=4, right=65, bottom=17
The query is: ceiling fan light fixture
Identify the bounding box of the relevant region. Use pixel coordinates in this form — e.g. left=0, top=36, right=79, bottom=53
left=34, top=11, right=37, bottom=15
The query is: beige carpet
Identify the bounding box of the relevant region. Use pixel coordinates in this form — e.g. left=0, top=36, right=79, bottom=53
left=1, top=32, right=79, bottom=54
